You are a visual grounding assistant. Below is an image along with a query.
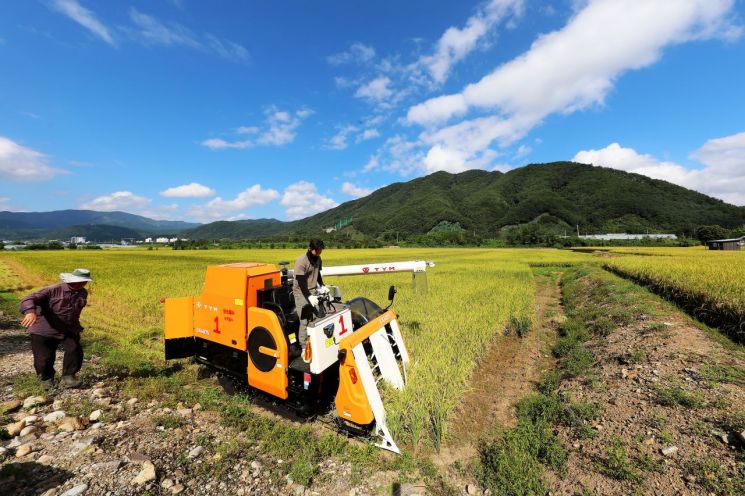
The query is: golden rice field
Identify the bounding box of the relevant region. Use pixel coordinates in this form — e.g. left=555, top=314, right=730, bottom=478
left=602, top=246, right=745, bottom=341
left=4, top=246, right=743, bottom=450
left=0, top=247, right=590, bottom=450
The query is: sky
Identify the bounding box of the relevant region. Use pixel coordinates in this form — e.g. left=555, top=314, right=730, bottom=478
left=1, top=0, right=744, bottom=224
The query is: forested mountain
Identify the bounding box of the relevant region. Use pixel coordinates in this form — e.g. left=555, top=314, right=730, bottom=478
left=0, top=210, right=198, bottom=240
left=3, top=163, right=744, bottom=242
left=185, top=162, right=745, bottom=239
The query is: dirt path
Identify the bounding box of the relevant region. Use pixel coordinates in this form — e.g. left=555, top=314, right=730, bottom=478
left=548, top=270, right=745, bottom=495
left=438, top=273, right=561, bottom=466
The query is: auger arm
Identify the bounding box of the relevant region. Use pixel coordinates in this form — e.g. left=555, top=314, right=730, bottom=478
left=321, top=260, right=434, bottom=276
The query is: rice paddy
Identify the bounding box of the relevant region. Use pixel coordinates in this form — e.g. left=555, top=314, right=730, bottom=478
left=602, top=247, right=745, bottom=342
left=3, top=245, right=743, bottom=450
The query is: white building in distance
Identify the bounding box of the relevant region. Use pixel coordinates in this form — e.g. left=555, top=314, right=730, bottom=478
left=579, top=233, right=677, bottom=241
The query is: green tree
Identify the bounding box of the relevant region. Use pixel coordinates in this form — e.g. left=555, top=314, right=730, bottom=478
left=694, top=225, right=730, bottom=243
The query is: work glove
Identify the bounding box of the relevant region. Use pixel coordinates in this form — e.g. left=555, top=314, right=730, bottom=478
left=308, top=295, right=319, bottom=308
left=316, top=285, right=330, bottom=296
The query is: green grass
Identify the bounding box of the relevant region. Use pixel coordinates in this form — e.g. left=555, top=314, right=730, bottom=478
left=598, top=436, right=642, bottom=482
left=11, top=373, right=45, bottom=397
left=60, top=398, right=97, bottom=417
left=152, top=414, right=183, bottom=430
left=701, top=363, right=745, bottom=386
left=634, top=451, right=664, bottom=474
left=684, top=456, right=745, bottom=495
left=657, top=429, right=674, bottom=445
left=479, top=265, right=634, bottom=494
left=506, top=314, right=532, bottom=337
left=654, top=382, right=705, bottom=409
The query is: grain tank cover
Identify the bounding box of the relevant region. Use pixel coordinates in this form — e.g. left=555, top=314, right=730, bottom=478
left=194, top=263, right=281, bottom=351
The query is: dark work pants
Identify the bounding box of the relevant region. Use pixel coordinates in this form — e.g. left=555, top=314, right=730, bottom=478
left=30, top=334, right=83, bottom=380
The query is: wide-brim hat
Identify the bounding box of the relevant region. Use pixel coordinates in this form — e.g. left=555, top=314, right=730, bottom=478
left=60, top=268, right=93, bottom=283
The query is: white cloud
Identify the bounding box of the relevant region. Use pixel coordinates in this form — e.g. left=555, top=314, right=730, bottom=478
left=52, top=0, right=116, bottom=46
left=326, top=125, right=358, bottom=150
left=341, top=182, right=375, bottom=198
left=411, top=0, right=740, bottom=127
left=202, top=106, right=312, bottom=150
left=690, top=132, right=745, bottom=174
left=80, top=191, right=151, bottom=211
left=160, top=182, right=215, bottom=198
left=51, top=5, right=250, bottom=62
left=0, top=136, right=69, bottom=181
left=573, top=143, right=689, bottom=182
left=490, top=163, right=515, bottom=173
left=325, top=125, right=380, bottom=150
left=128, top=9, right=249, bottom=62
left=573, top=132, right=745, bottom=205
left=189, top=184, right=279, bottom=222
left=358, top=128, right=380, bottom=141
left=205, top=34, right=250, bottom=62
left=139, top=203, right=181, bottom=221
left=404, top=0, right=740, bottom=175
left=362, top=135, right=426, bottom=175
left=200, top=138, right=251, bottom=150
left=129, top=8, right=200, bottom=48
left=514, top=144, right=532, bottom=159
left=0, top=197, right=13, bottom=211
left=327, top=42, right=376, bottom=65
left=236, top=126, right=259, bottom=135
left=355, top=77, right=393, bottom=102
left=281, top=181, right=338, bottom=220
left=258, top=107, right=313, bottom=146
left=417, top=0, right=525, bottom=83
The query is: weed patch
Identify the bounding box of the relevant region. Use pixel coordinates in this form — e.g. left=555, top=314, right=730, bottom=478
left=598, top=436, right=642, bottom=482
left=701, top=363, right=745, bottom=386
left=685, top=456, right=745, bottom=495
left=12, top=373, right=44, bottom=398
left=655, top=383, right=705, bottom=409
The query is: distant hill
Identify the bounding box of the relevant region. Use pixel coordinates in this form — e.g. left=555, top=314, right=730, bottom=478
left=185, top=162, right=745, bottom=239
left=47, top=224, right=143, bottom=242
left=4, top=163, right=744, bottom=242
left=0, top=210, right=199, bottom=240
left=184, top=219, right=289, bottom=239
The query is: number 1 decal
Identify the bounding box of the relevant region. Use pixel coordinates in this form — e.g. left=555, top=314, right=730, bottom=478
left=213, top=316, right=221, bottom=334
left=339, top=315, right=349, bottom=335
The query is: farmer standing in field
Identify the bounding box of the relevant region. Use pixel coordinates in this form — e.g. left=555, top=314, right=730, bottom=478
left=293, top=239, right=327, bottom=361
left=19, top=268, right=93, bottom=391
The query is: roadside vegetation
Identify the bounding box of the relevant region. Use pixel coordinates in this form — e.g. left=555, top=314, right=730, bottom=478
left=478, top=265, right=745, bottom=495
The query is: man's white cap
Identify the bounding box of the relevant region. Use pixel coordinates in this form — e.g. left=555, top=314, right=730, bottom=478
left=60, top=268, right=93, bottom=283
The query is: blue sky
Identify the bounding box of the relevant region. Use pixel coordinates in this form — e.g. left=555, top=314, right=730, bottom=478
left=1, top=0, right=744, bottom=223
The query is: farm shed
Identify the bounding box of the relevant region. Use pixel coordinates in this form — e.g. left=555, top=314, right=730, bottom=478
left=706, top=236, right=745, bottom=250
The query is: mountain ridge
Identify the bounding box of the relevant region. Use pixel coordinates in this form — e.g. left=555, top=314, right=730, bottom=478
left=2, top=163, right=744, bottom=241
left=0, top=210, right=198, bottom=240
left=184, top=162, right=745, bottom=239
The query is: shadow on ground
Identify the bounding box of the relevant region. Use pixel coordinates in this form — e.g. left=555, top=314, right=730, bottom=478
left=0, top=461, right=75, bottom=496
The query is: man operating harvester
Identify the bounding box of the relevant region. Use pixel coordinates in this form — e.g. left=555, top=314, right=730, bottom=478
left=19, top=268, right=93, bottom=391
left=292, top=239, right=329, bottom=362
